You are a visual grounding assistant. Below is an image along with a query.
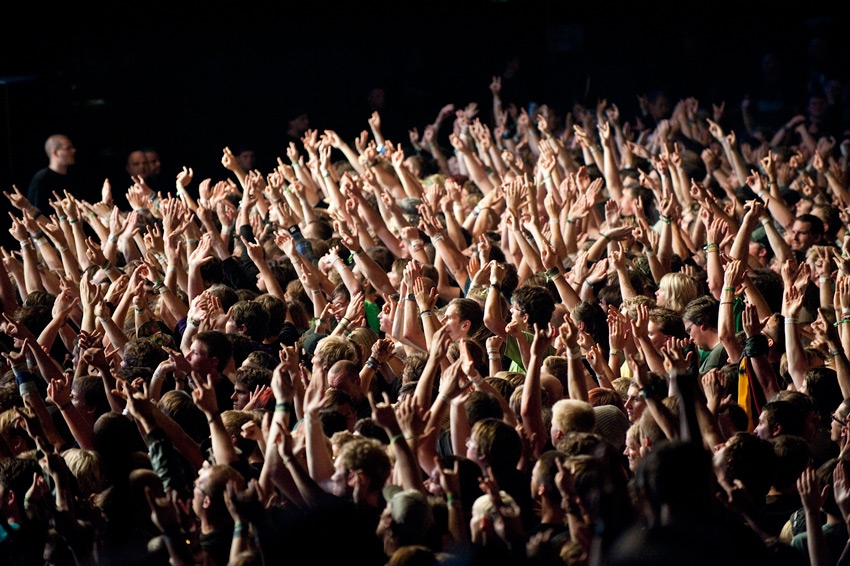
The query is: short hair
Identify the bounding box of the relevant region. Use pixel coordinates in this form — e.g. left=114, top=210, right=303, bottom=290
left=123, top=338, right=167, bottom=371
left=682, top=296, right=720, bottom=330
left=235, top=366, right=272, bottom=391
left=535, top=450, right=568, bottom=506
left=719, top=432, right=776, bottom=500
left=551, top=399, right=596, bottom=435
left=73, top=375, right=110, bottom=416
left=761, top=400, right=805, bottom=437
left=242, top=351, right=278, bottom=371
left=471, top=418, right=522, bottom=470
left=588, top=387, right=625, bottom=413
left=193, top=331, right=233, bottom=373
left=335, top=436, right=391, bottom=491
left=0, top=457, right=41, bottom=498
left=771, top=435, right=810, bottom=490
left=543, top=356, right=569, bottom=384
left=571, top=301, right=609, bottom=353
left=63, top=448, right=105, bottom=497
left=512, top=285, right=556, bottom=329
left=230, top=301, right=270, bottom=342
left=200, top=259, right=225, bottom=286
left=255, top=294, right=286, bottom=337
left=158, top=390, right=208, bottom=444
left=657, top=273, right=699, bottom=313
left=314, top=336, right=358, bottom=371
left=464, top=390, right=503, bottom=425
left=226, top=333, right=254, bottom=368
left=208, top=284, right=239, bottom=312
left=648, top=307, right=687, bottom=339
left=805, top=367, right=843, bottom=423
left=796, top=213, right=824, bottom=238
left=448, top=298, right=486, bottom=342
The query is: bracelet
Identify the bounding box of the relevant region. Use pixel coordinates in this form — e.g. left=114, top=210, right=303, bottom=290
left=609, top=349, right=622, bottom=357
left=759, top=217, right=770, bottom=225
left=660, top=215, right=671, bottom=225
left=488, top=354, right=501, bottom=360
left=58, top=400, right=73, bottom=411
left=439, top=393, right=452, bottom=404
left=365, top=356, right=380, bottom=370
left=820, top=277, right=831, bottom=283
left=567, top=347, right=581, bottom=360
left=420, top=310, right=432, bottom=317
left=784, top=318, right=797, bottom=325
left=275, top=403, right=290, bottom=413
left=19, top=240, right=32, bottom=249
left=599, top=232, right=610, bottom=241
left=432, top=235, right=444, bottom=243
left=721, top=301, right=735, bottom=305
left=187, top=317, right=200, bottom=327
left=31, top=209, right=42, bottom=220
left=58, top=216, right=67, bottom=222
left=57, top=247, right=68, bottom=254
left=208, top=410, right=222, bottom=423
left=469, top=371, right=483, bottom=384
left=565, top=217, right=575, bottom=224
left=69, top=219, right=78, bottom=224
left=722, top=287, right=735, bottom=292
left=390, top=433, right=404, bottom=445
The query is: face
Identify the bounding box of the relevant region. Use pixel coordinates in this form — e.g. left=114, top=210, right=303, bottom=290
left=754, top=411, right=773, bottom=440
left=443, top=304, right=468, bottom=341
left=187, top=340, right=214, bottom=374
left=231, top=382, right=251, bottom=410
left=54, top=137, right=76, bottom=166
left=655, top=287, right=668, bottom=308
left=236, top=151, right=256, bottom=171
left=624, top=385, right=645, bottom=423
left=331, top=294, right=349, bottom=322
left=379, top=302, right=393, bottom=334
left=624, top=433, right=641, bottom=472
left=126, top=151, right=150, bottom=177
left=192, top=462, right=213, bottom=516
left=646, top=320, right=668, bottom=350
left=330, top=458, right=353, bottom=498
left=144, top=151, right=161, bottom=175
left=831, top=407, right=848, bottom=443
left=789, top=220, right=817, bottom=251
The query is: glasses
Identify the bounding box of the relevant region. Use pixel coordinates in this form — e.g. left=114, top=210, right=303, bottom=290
left=832, top=413, right=846, bottom=427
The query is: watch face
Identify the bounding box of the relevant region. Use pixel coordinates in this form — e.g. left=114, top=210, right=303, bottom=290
left=288, top=226, right=298, bottom=234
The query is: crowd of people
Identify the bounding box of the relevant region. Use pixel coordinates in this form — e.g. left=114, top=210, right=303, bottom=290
left=2, top=69, right=850, bottom=566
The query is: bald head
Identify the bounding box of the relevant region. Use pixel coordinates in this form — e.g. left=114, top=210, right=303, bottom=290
left=45, top=135, right=75, bottom=170
left=328, top=360, right=362, bottom=400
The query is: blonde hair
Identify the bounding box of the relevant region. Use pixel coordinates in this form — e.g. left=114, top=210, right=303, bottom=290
left=657, top=273, right=699, bottom=313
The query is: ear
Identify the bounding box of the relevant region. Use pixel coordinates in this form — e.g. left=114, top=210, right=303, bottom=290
left=202, top=495, right=212, bottom=510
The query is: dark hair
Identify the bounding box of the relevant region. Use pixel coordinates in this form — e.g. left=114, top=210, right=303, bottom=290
left=199, top=258, right=224, bottom=286
left=761, top=400, right=805, bottom=437
left=771, top=435, right=810, bottom=489
left=255, top=294, right=287, bottom=337
left=464, top=391, right=503, bottom=425
left=226, top=333, right=253, bottom=368
left=682, top=296, right=720, bottom=329
left=805, top=367, right=843, bottom=425
left=123, top=338, right=167, bottom=371
left=796, top=213, right=824, bottom=239
left=208, top=284, right=238, bottom=313
left=194, top=331, right=233, bottom=373
left=512, top=285, right=556, bottom=329
left=230, top=300, right=270, bottom=342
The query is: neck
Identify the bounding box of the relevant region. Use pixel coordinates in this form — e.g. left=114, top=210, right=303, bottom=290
left=49, top=161, right=68, bottom=175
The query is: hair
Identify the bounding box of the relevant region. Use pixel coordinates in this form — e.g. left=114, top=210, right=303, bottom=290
left=229, top=300, right=270, bottom=342
left=535, top=450, right=568, bottom=506
left=771, top=435, right=810, bottom=490
left=235, top=366, right=272, bottom=391
left=571, top=301, right=609, bottom=353
left=73, top=375, right=111, bottom=417
left=448, top=298, right=488, bottom=345
left=63, top=448, right=106, bottom=498
left=648, top=307, right=687, bottom=339
left=158, top=390, right=208, bottom=444
left=681, top=295, right=720, bottom=330
left=805, top=367, right=844, bottom=425
left=122, top=338, right=167, bottom=371
left=719, top=432, right=777, bottom=500
left=657, top=273, right=699, bottom=313
left=226, top=333, right=254, bottom=368
left=254, top=294, right=286, bottom=337
left=470, top=418, right=522, bottom=471
left=796, top=213, right=825, bottom=239
left=314, top=336, right=358, bottom=372
left=193, top=331, right=233, bottom=373
left=402, top=352, right=428, bottom=383
left=761, top=400, right=805, bottom=437
left=512, top=285, right=556, bottom=329
left=588, top=387, right=625, bottom=413
left=242, top=351, right=278, bottom=371
left=464, top=391, right=503, bottom=425
left=335, top=436, right=391, bottom=491
left=0, top=457, right=41, bottom=499
left=551, top=399, right=597, bottom=436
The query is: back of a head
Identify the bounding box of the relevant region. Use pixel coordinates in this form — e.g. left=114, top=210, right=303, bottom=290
left=472, top=418, right=522, bottom=471
left=552, top=399, right=597, bottom=436
left=636, top=440, right=715, bottom=523
left=464, top=391, right=503, bottom=425
left=387, top=489, right=434, bottom=547
left=194, top=330, right=233, bottom=373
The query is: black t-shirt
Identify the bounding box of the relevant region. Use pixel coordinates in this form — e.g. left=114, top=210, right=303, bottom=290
left=28, top=167, right=77, bottom=213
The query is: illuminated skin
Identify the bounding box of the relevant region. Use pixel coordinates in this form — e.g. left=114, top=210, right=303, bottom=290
left=126, top=150, right=150, bottom=178
left=187, top=340, right=216, bottom=375
left=655, top=288, right=668, bottom=308
left=231, top=383, right=250, bottom=410
left=442, top=304, right=469, bottom=341
left=624, top=432, right=641, bottom=472
left=754, top=411, right=774, bottom=440
left=789, top=220, right=818, bottom=252
left=624, top=385, right=646, bottom=424
left=646, top=320, right=670, bottom=350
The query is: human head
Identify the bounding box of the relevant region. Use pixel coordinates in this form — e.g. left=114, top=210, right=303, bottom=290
left=646, top=308, right=687, bottom=350
left=227, top=300, right=269, bottom=342
left=192, top=463, right=246, bottom=524
left=126, top=150, right=150, bottom=178
left=443, top=298, right=484, bottom=342
left=830, top=398, right=850, bottom=444
left=331, top=436, right=391, bottom=502
left=510, top=285, right=556, bottom=330
left=328, top=360, right=364, bottom=402
left=232, top=367, right=272, bottom=410
left=189, top=331, right=233, bottom=374
left=467, top=418, right=522, bottom=471
left=789, top=214, right=824, bottom=252
left=531, top=450, right=568, bottom=507
left=550, top=400, right=596, bottom=445
left=312, top=336, right=358, bottom=381
left=755, top=400, right=805, bottom=440
left=45, top=134, right=75, bottom=169
left=0, top=457, right=41, bottom=520
left=682, top=296, right=720, bottom=350
left=378, top=489, right=435, bottom=556
left=143, top=149, right=161, bottom=176
left=655, top=273, right=699, bottom=313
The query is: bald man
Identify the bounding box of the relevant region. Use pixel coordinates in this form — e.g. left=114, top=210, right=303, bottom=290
left=28, top=134, right=77, bottom=212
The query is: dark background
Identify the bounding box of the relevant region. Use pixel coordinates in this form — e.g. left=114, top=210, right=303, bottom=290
left=0, top=1, right=843, bottom=202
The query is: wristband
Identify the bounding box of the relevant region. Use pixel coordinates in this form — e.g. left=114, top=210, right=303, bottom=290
left=407, top=293, right=415, bottom=301
left=609, top=349, right=622, bottom=357
left=275, top=403, right=290, bottom=413
left=420, top=310, right=432, bottom=317
left=784, top=318, right=797, bottom=325
left=208, top=410, right=222, bottom=423
left=432, top=234, right=444, bottom=243
left=187, top=317, right=200, bottom=328
left=69, top=219, right=78, bottom=224
left=18, top=381, right=38, bottom=396
left=59, top=400, right=73, bottom=411
left=488, top=354, right=501, bottom=360
left=567, top=347, right=581, bottom=360
left=599, top=232, right=610, bottom=241
left=390, top=433, right=404, bottom=445
left=722, top=287, right=735, bottom=292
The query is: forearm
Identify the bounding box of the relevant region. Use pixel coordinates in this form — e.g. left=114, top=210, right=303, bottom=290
left=784, top=323, right=808, bottom=391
